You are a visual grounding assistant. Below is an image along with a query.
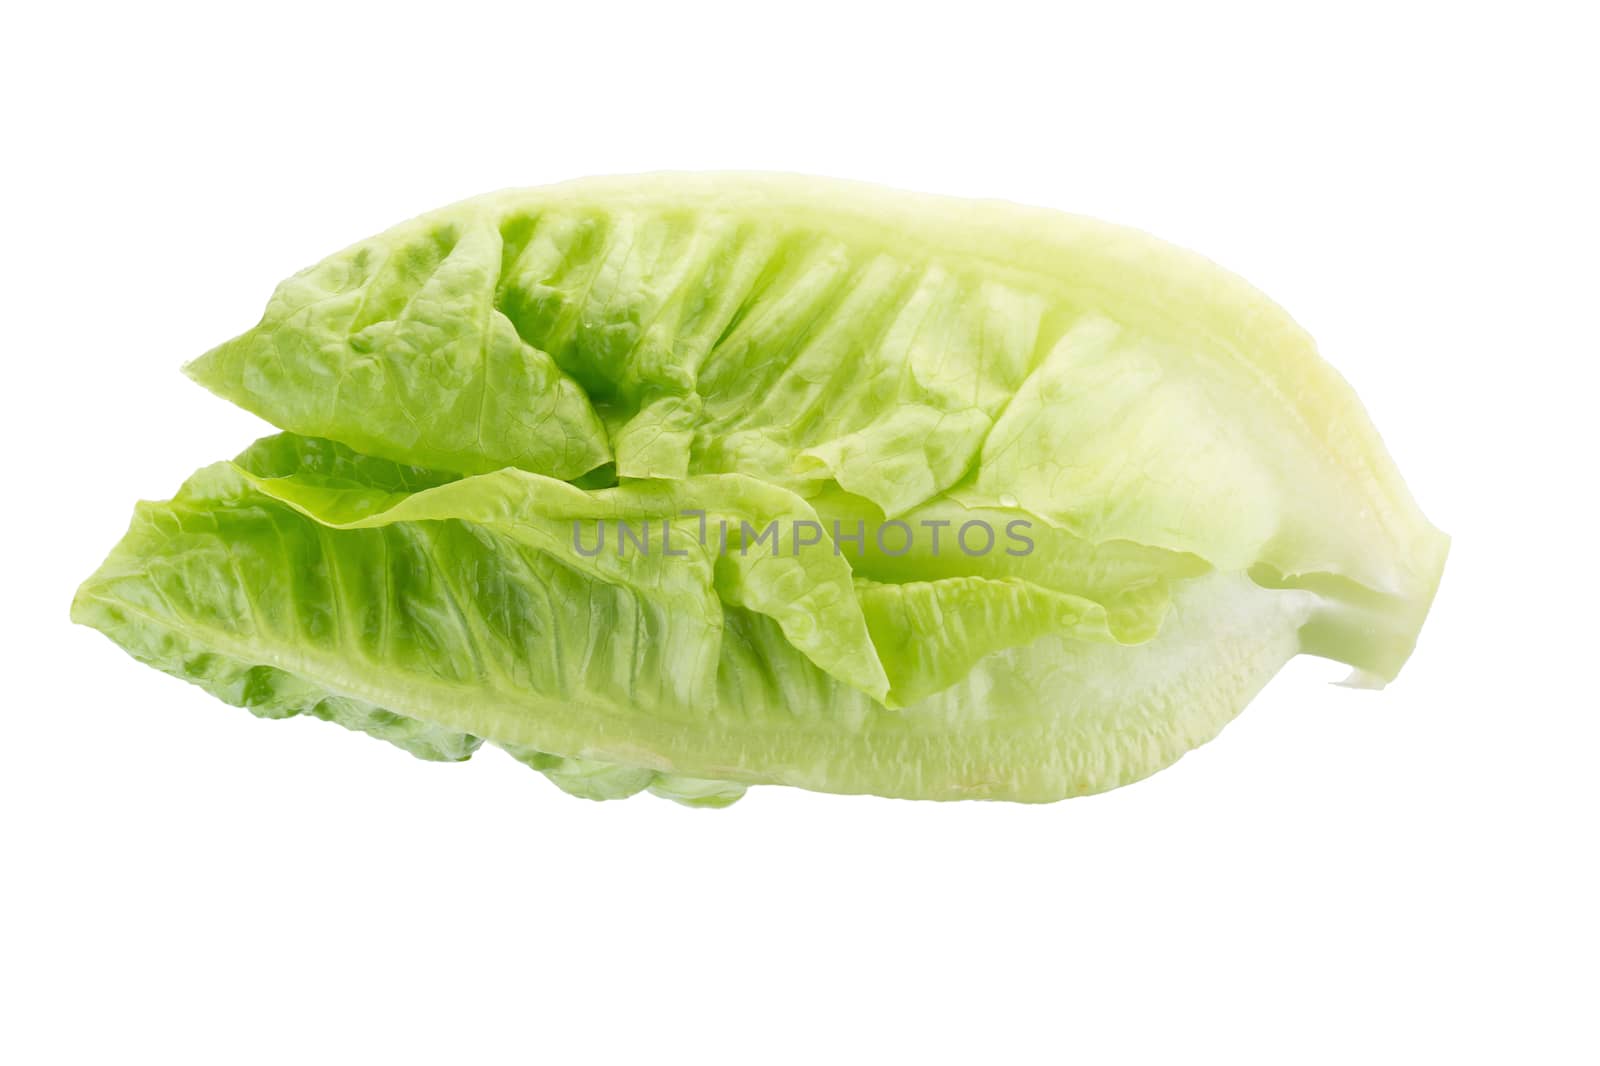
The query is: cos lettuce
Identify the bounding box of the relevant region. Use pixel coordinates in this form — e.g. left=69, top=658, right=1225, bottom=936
left=72, top=174, right=1447, bottom=803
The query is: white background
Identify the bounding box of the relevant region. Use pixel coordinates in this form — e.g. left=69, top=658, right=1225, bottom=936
left=4, top=3, right=1595, bottom=1063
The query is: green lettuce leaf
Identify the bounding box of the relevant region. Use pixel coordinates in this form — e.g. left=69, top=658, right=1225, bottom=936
left=75, top=432, right=1339, bottom=800
left=187, top=175, right=1445, bottom=675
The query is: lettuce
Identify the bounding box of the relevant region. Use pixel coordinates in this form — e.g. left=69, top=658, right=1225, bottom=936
left=73, top=174, right=1447, bottom=802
